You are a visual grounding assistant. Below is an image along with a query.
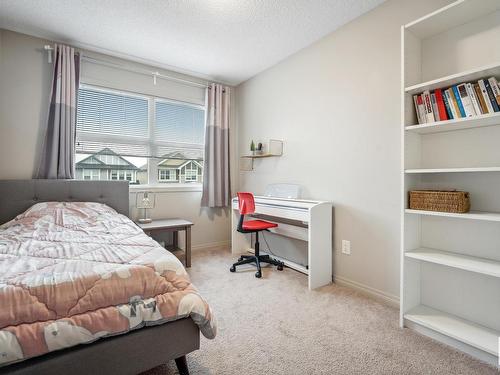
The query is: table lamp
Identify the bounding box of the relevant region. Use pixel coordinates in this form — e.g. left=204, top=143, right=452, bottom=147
left=136, top=191, right=155, bottom=224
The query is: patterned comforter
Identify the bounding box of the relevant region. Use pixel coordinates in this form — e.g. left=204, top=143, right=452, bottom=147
left=0, top=202, right=216, bottom=366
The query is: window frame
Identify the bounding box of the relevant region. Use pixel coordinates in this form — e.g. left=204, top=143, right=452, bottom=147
left=76, top=84, right=205, bottom=191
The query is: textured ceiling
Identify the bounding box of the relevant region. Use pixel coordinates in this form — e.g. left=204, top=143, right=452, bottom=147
left=0, top=0, right=385, bottom=85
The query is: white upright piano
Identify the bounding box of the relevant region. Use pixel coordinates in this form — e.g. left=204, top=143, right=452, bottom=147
left=231, top=192, right=333, bottom=290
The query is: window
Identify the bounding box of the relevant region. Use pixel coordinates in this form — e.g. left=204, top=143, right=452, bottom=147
left=158, top=169, right=177, bottom=182
left=183, top=162, right=199, bottom=182
left=82, top=169, right=100, bottom=180
left=76, top=85, right=205, bottom=185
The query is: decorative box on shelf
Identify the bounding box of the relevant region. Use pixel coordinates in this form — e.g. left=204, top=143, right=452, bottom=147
left=409, top=190, right=470, bottom=214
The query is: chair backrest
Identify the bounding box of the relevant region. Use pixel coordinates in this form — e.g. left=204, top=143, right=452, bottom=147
left=237, top=192, right=255, bottom=215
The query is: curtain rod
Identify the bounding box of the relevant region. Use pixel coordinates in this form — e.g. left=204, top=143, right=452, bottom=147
left=43, top=44, right=211, bottom=89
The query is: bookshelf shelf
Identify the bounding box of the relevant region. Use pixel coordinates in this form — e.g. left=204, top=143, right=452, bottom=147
left=405, top=248, right=500, bottom=278
left=404, top=0, right=500, bottom=39
left=404, top=305, right=500, bottom=356
left=405, top=112, right=500, bottom=134
left=404, top=61, right=500, bottom=95
left=405, top=209, right=500, bottom=222
left=405, top=167, right=500, bottom=174
left=401, top=1, right=500, bottom=365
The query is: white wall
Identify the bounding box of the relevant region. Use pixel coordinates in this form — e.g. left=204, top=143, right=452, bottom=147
left=236, top=0, right=453, bottom=300
left=0, top=30, right=51, bottom=178
left=0, top=29, right=231, bottom=248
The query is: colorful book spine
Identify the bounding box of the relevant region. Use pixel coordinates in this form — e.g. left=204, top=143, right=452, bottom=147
left=489, top=77, right=500, bottom=107
left=484, top=79, right=500, bottom=112
left=445, top=88, right=460, bottom=119
left=413, top=95, right=423, bottom=124
left=466, top=83, right=482, bottom=115
left=434, top=89, right=448, bottom=121
left=474, top=83, right=489, bottom=114
left=452, top=85, right=466, bottom=117
left=479, top=79, right=495, bottom=113
left=457, top=84, right=476, bottom=117
left=422, top=90, right=435, bottom=123
left=417, top=95, right=427, bottom=124
left=430, top=92, right=440, bottom=121
left=441, top=89, right=454, bottom=119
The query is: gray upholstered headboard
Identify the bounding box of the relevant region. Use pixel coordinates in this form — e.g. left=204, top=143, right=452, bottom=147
left=0, top=180, right=129, bottom=224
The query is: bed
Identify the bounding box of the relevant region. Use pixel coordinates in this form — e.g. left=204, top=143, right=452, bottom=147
left=0, top=180, right=216, bottom=375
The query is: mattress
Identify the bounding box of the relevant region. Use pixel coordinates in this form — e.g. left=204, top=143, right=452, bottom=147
left=0, top=202, right=216, bottom=366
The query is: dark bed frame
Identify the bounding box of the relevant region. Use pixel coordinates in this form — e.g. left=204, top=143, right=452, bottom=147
left=0, top=180, right=200, bottom=375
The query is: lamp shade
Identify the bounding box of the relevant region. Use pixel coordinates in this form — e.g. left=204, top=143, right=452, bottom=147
left=136, top=192, right=156, bottom=209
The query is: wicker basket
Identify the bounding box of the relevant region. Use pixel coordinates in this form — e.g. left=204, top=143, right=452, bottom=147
left=409, top=190, right=470, bottom=213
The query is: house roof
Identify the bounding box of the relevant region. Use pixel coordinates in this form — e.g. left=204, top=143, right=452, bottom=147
left=76, top=148, right=140, bottom=170
left=157, top=152, right=204, bottom=169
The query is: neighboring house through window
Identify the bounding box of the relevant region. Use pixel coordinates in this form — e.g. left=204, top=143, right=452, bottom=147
left=75, top=85, right=205, bottom=185
left=157, top=153, right=203, bottom=183
left=75, top=148, right=141, bottom=183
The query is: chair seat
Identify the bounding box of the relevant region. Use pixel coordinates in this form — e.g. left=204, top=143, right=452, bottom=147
left=242, top=219, right=278, bottom=231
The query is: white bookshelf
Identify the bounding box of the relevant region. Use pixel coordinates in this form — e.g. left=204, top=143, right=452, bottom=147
left=401, top=0, right=500, bottom=367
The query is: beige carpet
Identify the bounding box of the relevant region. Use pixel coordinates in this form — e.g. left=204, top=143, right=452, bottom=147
left=143, top=248, right=497, bottom=375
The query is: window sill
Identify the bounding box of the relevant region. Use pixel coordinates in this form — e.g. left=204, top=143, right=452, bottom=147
left=129, top=184, right=203, bottom=193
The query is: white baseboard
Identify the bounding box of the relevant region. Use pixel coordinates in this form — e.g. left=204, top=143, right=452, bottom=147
left=192, top=240, right=230, bottom=251
left=334, top=275, right=399, bottom=308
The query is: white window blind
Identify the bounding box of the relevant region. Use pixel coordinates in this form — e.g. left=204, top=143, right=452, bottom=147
left=154, top=99, right=205, bottom=160
left=76, top=86, right=205, bottom=160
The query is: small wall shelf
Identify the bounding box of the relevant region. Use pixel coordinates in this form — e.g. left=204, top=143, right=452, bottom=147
left=241, top=153, right=279, bottom=159
left=240, top=139, right=283, bottom=171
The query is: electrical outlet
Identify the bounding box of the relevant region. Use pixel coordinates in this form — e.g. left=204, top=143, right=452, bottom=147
left=341, top=240, right=351, bottom=255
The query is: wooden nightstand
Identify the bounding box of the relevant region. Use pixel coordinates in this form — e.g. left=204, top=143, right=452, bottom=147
left=137, top=219, right=194, bottom=267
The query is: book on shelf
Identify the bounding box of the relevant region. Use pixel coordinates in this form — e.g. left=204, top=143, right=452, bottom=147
left=422, top=90, right=435, bottom=123
left=483, top=79, right=500, bottom=112
left=441, top=89, right=454, bottom=119
left=411, top=76, right=500, bottom=125
left=466, top=83, right=482, bottom=115
left=446, top=88, right=460, bottom=119
left=474, top=83, right=489, bottom=114
left=489, top=77, right=500, bottom=107
left=457, top=83, right=476, bottom=117
left=413, top=95, right=426, bottom=124
left=452, top=85, right=466, bottom=118
left=430, top=92, right=440, bottom=121
left=434, top=89, right=448, bottom=121
left=478, top=79, right=494, bottom=114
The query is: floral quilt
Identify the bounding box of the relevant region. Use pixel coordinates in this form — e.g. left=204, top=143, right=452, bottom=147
left=0, top=202, right=216, bottom=366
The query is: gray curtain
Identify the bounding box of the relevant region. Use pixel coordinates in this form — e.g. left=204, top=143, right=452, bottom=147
left=36, top=44, right=80, bottom=179
left=201, top=83, right=231, bottom=207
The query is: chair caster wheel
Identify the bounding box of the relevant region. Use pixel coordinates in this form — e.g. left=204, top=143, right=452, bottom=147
left=255, top=271, right=262, bottom=278
left=277, top=264, right=283, bottom=271
left=230, top=265, right=236, bottom=272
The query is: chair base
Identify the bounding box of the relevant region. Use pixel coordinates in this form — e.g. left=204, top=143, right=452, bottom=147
left=230, top=254, right=284, bottom=278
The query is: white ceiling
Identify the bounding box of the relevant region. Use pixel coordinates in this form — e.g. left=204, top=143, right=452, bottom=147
left=0, top=0, right=385, bottom=85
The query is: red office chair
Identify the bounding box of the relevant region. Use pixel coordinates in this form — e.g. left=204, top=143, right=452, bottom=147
left=230, top=192, right=284, bottom=278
